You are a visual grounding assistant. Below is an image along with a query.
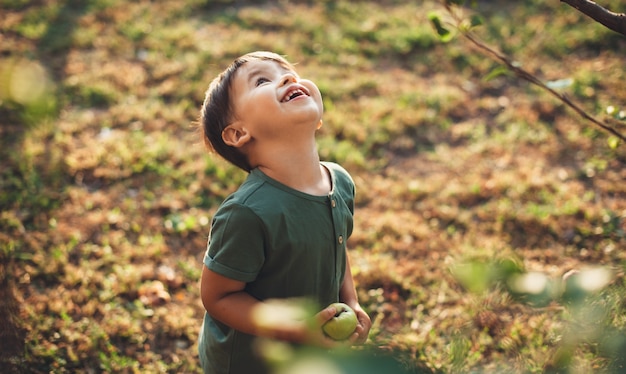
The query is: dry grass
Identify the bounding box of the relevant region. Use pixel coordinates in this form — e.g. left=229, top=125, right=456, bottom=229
left=1, top=0, right=625, bottom=373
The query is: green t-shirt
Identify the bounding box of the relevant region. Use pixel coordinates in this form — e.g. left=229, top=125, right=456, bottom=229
left=198, top=162, right=355, bottom=374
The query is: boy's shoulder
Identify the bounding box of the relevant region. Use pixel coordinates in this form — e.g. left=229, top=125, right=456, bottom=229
left=322, top=161, right=354, bottom=188
left=224, top=170, right=268, bottom=204
left=321, top=161, right=348, bottom=174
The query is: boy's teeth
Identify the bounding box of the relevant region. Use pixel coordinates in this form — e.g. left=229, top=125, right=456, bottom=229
left=283, top=89, right=304, bottom=102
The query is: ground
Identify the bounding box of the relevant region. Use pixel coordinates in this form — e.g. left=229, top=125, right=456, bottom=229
left=1, top=0, right=625, bottom=373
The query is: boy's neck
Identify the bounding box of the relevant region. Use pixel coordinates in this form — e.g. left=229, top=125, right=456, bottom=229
left=255, top=147, right=331, bottom=196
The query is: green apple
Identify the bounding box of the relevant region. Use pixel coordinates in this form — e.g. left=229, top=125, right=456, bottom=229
left=322, top=302, right=358, bottom=341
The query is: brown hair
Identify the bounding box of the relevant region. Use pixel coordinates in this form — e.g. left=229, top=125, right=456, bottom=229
left=199, top=51, right=295, bottom=172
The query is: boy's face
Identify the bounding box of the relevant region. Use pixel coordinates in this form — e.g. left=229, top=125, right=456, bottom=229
left=229, top=59, right=324, bottom=140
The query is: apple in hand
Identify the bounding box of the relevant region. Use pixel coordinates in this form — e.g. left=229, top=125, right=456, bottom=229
left=322, top=302, right=358, bottom=341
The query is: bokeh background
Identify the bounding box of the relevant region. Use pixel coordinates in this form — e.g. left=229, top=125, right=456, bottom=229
left=1, top=0, right=625, bottom=373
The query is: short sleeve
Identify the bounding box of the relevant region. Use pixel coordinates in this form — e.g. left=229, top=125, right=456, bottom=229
left=204, top=202, right=266, bottom=283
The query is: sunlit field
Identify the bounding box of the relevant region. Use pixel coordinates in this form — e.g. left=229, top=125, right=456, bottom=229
left=1, top=0, right=625, bottom=373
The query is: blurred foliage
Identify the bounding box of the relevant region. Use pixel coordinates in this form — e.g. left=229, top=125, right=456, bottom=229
left=1, top=0, right=625, bottom=373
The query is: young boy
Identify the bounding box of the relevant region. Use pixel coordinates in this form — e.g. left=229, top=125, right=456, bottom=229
left=197, top=51, right=371, bottom=374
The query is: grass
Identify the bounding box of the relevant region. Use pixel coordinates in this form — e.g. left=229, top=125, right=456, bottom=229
left=1, top=0, right=625, bottom=373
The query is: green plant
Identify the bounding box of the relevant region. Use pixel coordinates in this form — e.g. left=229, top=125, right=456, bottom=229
left=2, top=1, right=625, bottom=372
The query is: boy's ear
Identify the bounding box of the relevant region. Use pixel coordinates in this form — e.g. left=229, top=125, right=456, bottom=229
left=222, top=123, right=251, bottom=148
left=316, top=119, right=323, bottom=130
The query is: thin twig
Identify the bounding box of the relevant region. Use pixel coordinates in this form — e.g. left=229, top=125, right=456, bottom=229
left=442, top=2, right=626, bottom=143
left=461, top=31, right=626, bottom=142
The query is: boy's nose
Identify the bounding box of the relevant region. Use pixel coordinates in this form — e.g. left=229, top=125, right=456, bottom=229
left=280, top=74, right=297, bottom=86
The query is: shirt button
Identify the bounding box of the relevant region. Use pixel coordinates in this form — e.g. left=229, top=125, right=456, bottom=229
left=338, top=235, right=343, bottom=244
left=331, top=200, right=336, bottom=208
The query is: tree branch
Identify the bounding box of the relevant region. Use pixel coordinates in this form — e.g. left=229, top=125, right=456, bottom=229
left=560, top=0, right=626, bottom=36
left=459, top=31, right=625, bottom=143
left=437, top=1, right=626, bottom=143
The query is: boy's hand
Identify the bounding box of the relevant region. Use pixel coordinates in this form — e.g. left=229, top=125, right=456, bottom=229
left=252, top=299, right=339, bottom=347
left=346, top=304, right=371, bottom=345
left=312, top=303, right=371, bottom=347
left=251, top=299, right=369, bottom=347
left=307, top=304, right=342, bottom=348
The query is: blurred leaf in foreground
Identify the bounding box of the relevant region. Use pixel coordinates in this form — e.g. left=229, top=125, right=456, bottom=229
left=0, top=58, right=57, bottom=126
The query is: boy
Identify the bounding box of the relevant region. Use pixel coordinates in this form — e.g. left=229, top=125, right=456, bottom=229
left=197, top=51, right=371, bottom=374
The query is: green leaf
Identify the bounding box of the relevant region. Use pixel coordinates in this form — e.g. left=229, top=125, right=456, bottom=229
left=470, top=15, right=483, bottom=28
left=607, top=136, right=620, bottom=149
left=483, top=65, right=510, bottom=82
left=506, top=272, right=557, bottom=307
left=451, top=261, right=492, bottom=293
left=428, top=12, right=453, bottom=42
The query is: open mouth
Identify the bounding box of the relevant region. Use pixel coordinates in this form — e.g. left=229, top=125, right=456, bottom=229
left=281, top=87, right=308, bottom=102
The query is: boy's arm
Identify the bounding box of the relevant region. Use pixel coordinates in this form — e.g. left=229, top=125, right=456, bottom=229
left=200, top=265, right=336, bottom=345
left=339, top=251, right=372, bottom=344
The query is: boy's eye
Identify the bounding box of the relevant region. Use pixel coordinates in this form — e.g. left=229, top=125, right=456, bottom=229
left=255, top=77, right=270, bottom=86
